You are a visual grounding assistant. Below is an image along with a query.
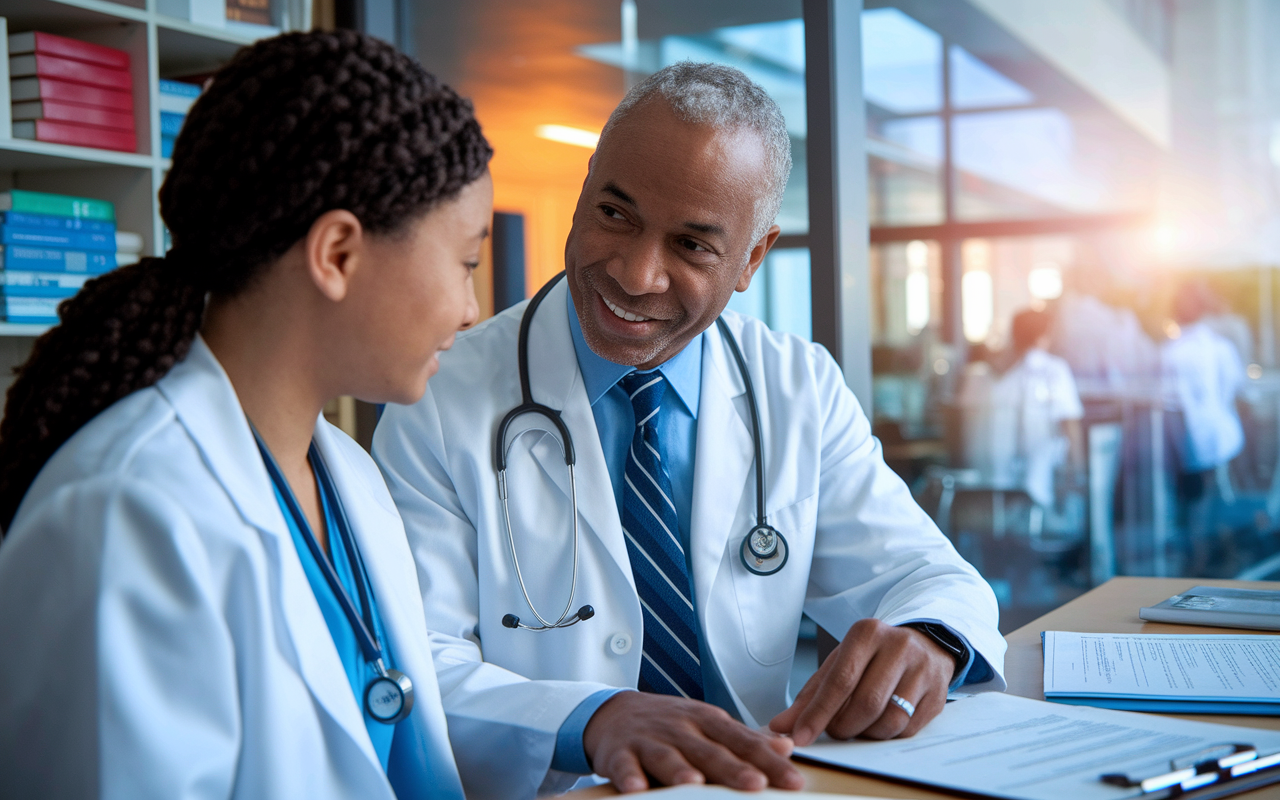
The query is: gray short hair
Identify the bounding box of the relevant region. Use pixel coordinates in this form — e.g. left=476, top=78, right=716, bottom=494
left=598, top=62, right=792, bottom=242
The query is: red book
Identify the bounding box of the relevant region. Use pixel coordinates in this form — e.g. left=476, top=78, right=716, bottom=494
left=9, top=77, right=134, bottom=111
left=7, top=31, right=130, bottom=71
left=12, top=100, right=134, bottom=132
left=13, top=119, right=136, bottom=153
left=9, top=53, right=131, bottom=92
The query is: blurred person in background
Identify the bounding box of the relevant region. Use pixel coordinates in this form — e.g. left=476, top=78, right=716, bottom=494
left=1163, top=280, right=1246, bottom=575
left=958, top=309, right=1085, bottom=511
left=1050, top=261, right=1159, bottom=395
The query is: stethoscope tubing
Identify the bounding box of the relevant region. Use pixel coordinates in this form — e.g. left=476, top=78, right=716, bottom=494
left=496, top=271, right=787, bottom=631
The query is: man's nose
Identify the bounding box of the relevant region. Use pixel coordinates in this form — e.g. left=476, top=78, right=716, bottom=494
left=608, top=236, right=668, bottom=296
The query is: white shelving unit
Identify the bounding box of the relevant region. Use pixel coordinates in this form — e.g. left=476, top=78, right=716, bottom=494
left=0, top=0, right=288, bottom=342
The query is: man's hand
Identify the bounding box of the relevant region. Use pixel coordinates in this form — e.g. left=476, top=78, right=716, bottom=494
left=582, top=691, right=805, bottom=793
left=769, top=618, right=955, bottom=746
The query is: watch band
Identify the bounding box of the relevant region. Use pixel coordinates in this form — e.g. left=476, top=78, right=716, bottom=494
left=901, top=621, right=970, bottom=677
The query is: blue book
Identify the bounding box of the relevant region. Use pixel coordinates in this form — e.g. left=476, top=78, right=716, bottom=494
left=160, top=111, right=185, bottom=137
left=3, top=246, right=116, bottom=274
left=4, top=295, right=61, bottom=323
left=162, top=134, right=176, bottom=159
left=2, top=270, right=91, bottom=297
left=1, top=226, right=114, bottom=251
left=159, top=79, right=201, bottom=98
left=0, top=212, right=115, bottom=235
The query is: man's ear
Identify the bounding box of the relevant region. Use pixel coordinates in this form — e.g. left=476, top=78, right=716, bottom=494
left=305, top=209, right=364, bottom=302
left=736, top=224, right=782, bottom=293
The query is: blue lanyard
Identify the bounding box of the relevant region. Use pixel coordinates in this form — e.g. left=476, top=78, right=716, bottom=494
left=253, top=429, right=384, bottom=666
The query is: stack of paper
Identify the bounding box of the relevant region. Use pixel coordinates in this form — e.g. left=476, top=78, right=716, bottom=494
left=795, top=691, right=1280, bottom=800
left=1043, top=631, right=1280, bottom=714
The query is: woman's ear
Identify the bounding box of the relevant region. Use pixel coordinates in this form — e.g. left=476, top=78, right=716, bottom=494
left=305, top=209, right=364, bottom=302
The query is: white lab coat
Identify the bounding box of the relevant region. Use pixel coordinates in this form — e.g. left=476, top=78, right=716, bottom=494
left=0, top=337, right=465, bottom=800
left=1162, top=321, right=1245, bottom=472
left=374, top=280, right=1005, bottom=796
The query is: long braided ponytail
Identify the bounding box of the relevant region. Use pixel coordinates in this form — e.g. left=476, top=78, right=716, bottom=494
left=0, top=30, right=492, bottom=533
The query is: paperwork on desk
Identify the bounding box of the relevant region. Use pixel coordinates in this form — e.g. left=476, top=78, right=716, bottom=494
left=1043, top=631, right=1280, bottom=714
left=792, top=692, right=1280, bottom=800
left=640, top=787, right=883, bottom=799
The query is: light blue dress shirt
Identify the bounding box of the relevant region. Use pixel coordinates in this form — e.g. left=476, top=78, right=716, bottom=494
left=552, top=292, right=992, bottom=773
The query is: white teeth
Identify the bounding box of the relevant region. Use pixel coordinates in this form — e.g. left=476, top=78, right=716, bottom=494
left=603, top=296, right=652, bottom=322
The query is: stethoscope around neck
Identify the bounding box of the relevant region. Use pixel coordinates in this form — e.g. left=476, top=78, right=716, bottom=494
left=494, top=272, right=788, bottom=633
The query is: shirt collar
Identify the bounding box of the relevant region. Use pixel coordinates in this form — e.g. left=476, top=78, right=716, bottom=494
left=567, top=288, right=702, bottom=418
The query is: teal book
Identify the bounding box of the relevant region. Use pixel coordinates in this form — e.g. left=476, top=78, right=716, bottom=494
left=0, top=190, right=115, bottom=221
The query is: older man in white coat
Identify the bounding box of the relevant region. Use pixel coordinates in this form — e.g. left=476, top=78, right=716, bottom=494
left=374, top=63, right=1005, bottom=797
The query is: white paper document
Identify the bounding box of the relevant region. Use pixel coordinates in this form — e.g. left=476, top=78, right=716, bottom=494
left=1044, top=631, right=1280, bottom=702
left=793, top=692, right=1280, bottom=800
left=639, top=787, right=881, bottom=799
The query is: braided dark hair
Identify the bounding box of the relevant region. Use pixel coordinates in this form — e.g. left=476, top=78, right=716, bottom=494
left=0, top=30, right=492, bottom=533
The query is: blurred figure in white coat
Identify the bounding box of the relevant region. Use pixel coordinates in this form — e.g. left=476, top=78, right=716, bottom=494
left=958, top=309, right=1085, bottom=509
left=1163, top=280, right=1245, bottom=574
left=375, top=63, right=1005, bottom=796
left=0, top=32, right=493, bottom=800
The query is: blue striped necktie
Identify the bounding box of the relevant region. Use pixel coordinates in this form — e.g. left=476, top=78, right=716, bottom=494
left=618, top=370, right=704, bottom=701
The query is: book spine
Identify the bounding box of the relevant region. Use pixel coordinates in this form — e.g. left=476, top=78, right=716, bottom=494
left=2, top=270, right=92, bottom=290
left=13, top=100, right=134, bottom=132
left=0, top=212, right=115, bottom=233
left=159, top=110, right=184, bottom=136
left=161, top=134, right=175, bottom=158
left=10, top=77, right=133, bottom=111
left=2, top=285, right=85, bottom=298
left=9, top=54, right=131, bottom=92
left=4, top=295, right=63, bottom=322
left=3, top=246, right=116, bottom=273
left=158, top=79, right=201, bottom=99
left=1, top=226, right=115, bottom=250
left=14, top=119, right=137, bottom=153
left=115, top=231, right=142, bottom=251
left=12, top=32, right=130, bottom=71
left=157, top=92, right=196, bottom=114
left=225, top=0, right=274, bottom=26
left=0, top=19, right=10, bottom=139
left=7, top=191, right=115, bottom=221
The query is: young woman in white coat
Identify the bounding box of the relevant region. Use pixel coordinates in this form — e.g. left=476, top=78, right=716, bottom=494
left=0, top=31, right=492, bottom=799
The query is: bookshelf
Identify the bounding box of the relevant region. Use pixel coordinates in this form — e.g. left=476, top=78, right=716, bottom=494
left=0, top=0, right=291, bottom=350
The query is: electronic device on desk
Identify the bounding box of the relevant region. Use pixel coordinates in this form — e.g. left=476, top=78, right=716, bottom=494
left=1140, top=586, right=1280, bottom=631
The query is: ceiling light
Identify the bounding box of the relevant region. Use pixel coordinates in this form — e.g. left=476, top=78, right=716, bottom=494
left=536, top=124, right=600, bottom=149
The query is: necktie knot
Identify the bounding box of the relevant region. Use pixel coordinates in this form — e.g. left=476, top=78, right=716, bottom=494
left=620, top=370, right=666, bottom=428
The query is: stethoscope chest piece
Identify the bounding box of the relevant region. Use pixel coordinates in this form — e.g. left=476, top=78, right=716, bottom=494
left=365, top=660, right=414, bottom=724
left=741, top=524, right=789, bottom=576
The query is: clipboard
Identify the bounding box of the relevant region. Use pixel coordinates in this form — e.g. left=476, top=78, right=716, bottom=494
left=792, top=692, right=1280, bottom=800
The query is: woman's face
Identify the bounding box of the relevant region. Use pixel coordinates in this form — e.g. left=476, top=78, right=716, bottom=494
left=342, top=172, right=492, bottom=405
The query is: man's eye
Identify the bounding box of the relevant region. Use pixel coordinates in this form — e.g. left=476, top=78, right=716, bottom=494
left=678, top=239, right=707, bottom=252
left=600, top=206, right=622, bottom=218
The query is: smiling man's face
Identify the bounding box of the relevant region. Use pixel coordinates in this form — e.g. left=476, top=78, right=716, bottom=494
left=564, top=98, right=780, bottom=369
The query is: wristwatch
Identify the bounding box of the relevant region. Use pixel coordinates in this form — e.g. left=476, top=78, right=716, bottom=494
left=900, top=622, right=970, bottom=678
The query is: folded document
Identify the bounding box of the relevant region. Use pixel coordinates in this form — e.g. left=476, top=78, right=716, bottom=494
left=1043, top=631, right=1280, bottom=714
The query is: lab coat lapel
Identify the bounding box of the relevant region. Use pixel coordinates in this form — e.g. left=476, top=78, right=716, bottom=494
left=156, top=337, right=388, bottom=786
left=313, top=425, right=466, bottom=800
left=524, top=279, right=636, bottom=592
left=690, top=319, right=754, bottom=624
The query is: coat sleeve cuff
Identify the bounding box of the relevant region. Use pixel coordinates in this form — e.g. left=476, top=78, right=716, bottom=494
left=551, top=688, right=632, bottom=775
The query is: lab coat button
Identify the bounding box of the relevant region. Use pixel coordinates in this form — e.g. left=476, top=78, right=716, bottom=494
left=609, top=633, right=632, bottom=655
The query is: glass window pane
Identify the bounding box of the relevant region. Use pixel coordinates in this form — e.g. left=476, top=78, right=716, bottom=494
left=862, top=8, right=942, bottom=114
left=949, top=45, right=1033, bottom=110
left=868, top=115, right=944, bottom=225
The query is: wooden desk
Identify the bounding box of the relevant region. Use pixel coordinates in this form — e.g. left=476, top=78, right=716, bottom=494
left=566, top=577, right=1280, bottom=798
